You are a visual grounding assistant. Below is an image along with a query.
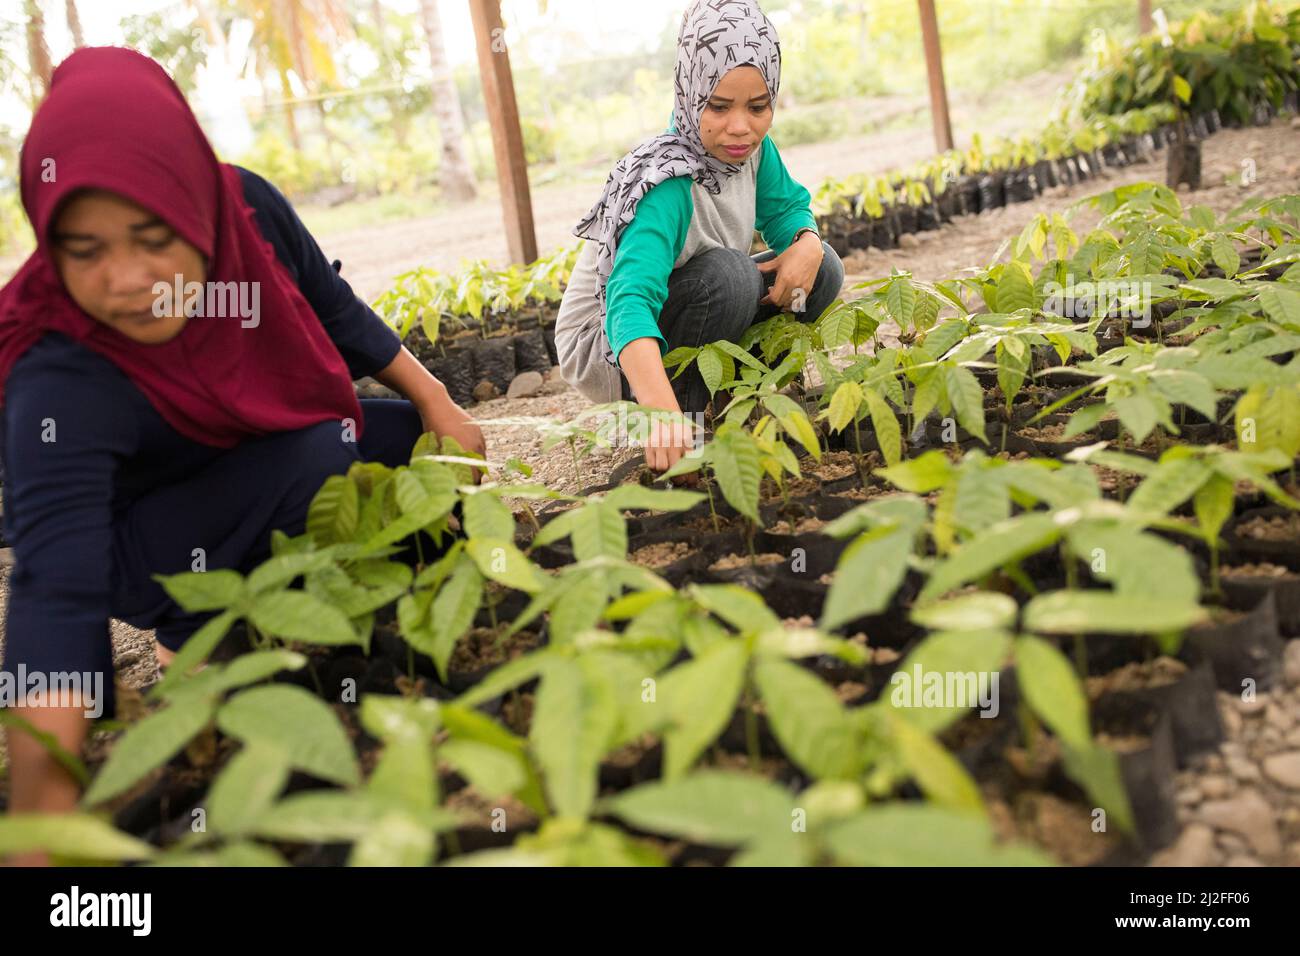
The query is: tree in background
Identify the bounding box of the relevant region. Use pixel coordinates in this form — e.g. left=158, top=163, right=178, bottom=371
left=24, top=0, right=51, bottom=102
left=418, top=0, right=477, bottom=202
left=64, top=0, right=84, bottom=49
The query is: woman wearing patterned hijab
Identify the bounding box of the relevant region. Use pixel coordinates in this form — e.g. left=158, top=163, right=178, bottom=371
left=555, top=0, right=843, bottom=471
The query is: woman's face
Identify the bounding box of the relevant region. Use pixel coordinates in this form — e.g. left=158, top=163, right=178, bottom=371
left=698, top=65, right=773, bottom=165
left=50, top=190, right=206, bottom=345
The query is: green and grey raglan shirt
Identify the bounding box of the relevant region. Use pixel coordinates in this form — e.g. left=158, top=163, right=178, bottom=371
left=555, top=134, right=816, bottom=404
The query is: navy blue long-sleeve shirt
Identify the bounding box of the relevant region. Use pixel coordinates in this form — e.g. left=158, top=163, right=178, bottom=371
left=0, top=166, right=401, bottom=683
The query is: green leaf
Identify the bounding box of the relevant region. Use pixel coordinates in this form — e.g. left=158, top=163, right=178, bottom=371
left=0, top=814, right=155, bottom=861
left=827, top=381, right=864, bottom=433
left=1235, top=383, right=1300, bottom=458
left=825, top=805, right=1051, bottom=866
left=602, top=486, right=704, bottom=512
left=529, top=657, right=618, bottom=819
left=419, top=558, right=480, bottom=678
left=1127, top=457, right=1212, bottom=515
left=207, top=741, right=291, bottom=836
left=248, top=589, right=359, bottom=645
left=462, top=491, right=516, bottom=541
left=875, top=450, right=952, bottom=493
left=602, top=771, right=794, bottom=846
left=1194, top=472, right=1235, bottom=545
left=439, top=739, right=527, bottom=799
left=1259, top=285, right=1300, bottom=328
left=888, top=711, right=984, bottom=814
left=944, top=365, right=987, bottom=442
left=658, top=640, right=750, bottom=779
left=1112, top=394, right=1159, bottom=443
left=149, top=610, right=238, bottom=697
left=886, top=629, right=1012, bottom=732
left=307, top=475, right=360, bottom=546
left=753, top=657, right=861, bottom=780
left=1150, top=370, right=1218, bottom=420
left=909, top=593, right=1017, bottom=631
left=864, top=388, right=902, bottom=466
left=466, top=537, right=543, bottom=593
left=918, top=513, right=1061, bottom=604
left=1211, top=235, right=1239, bottom=278
left=1172, top=74, right=1191, bottom=103
left=886, top=277, right=917, bottom=329
left=247, top=552, right=335, bottom=596
left=821, top=525, right=915, bottom=631
left=712, top=426, right=763, bottom=523
left=1021, top=591, right=1206, bottom=635
left=1060, top=740, right=1135, bottom=836
left=217, top=685, right=359, bottom=787
left=155, top=569, right=245, bottom=612
left=83, top=697, right=216, bottom=806
left=688, top=583, right=780, bottom=635
left=1014, top=634, right=1090, bottom=751
left=697, top=345, right=725, bottom=396
left=250, top=792, right=448, bottom=844
left=994, top=261, right=1035, bottom=313
left=571, top=501, right=627, bottom=561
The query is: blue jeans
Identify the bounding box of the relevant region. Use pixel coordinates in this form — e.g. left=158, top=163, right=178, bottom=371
left=621, top=242, right=845, bottom=414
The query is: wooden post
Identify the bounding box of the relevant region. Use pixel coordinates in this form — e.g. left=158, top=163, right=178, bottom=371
left=469, top=0, right=538, bottom=264
left=916, top=0, right=953, bottom=154
left=1138, top=0, right=1153, bottom=35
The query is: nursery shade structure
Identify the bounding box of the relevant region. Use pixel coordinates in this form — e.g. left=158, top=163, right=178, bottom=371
left=917, top=0, right=953, bottom=154
left=470, top=0, right=538, bottom=264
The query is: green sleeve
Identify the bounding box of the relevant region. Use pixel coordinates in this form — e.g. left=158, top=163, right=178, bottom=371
left=605, top=176, right=693, bottom=364
left=755, top=136, right=817, bottom=253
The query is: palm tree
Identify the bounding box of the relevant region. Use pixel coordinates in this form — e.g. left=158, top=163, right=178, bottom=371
left=65, top=0, right=85, bottom=48
left=25, top=0, right=52, bottom=103
left=418, top=0, right=478, bottom=202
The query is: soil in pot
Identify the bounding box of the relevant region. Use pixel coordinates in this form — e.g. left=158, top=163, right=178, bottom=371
left=1221, top=561, right=1300, bottom=636
left=1085, top=650, right=1223, bottom=767
left=446, top=625, right=544, bottom=692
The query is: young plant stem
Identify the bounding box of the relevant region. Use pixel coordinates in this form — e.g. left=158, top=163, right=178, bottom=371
left=706, top=480, right=720, bottom=533
left=407, top=644, right=416, bottom=683
left=745, top=690, right=762, bottom=771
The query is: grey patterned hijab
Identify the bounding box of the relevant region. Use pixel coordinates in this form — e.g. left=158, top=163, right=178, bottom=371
left=574, top=0, right=781, bottom=307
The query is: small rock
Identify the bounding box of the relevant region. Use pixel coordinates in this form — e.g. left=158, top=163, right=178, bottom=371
left=1225, top=854, right=1263, bottom=867
left=472, top=380, right=500, bottom=403
left=1215, top=832, right=1248, bottom=856
left=1220, top=703, right=1243, bottom=737
left=506, top=370, right=545, bottom=399
left=1266, top=704, right=1294, bottom=731
left=898, top=233, right=921, bottom=249
left=588, top=444, right=614, bottom=458
left=1236, top=695, right=1267, bottom=717
left=1285, top=727, right=1300, bottom=748
left=1200, top=790, right=1282, bottom=858
left=1177, top=787, right=1201, bottom=807
left=1150, top=823, right=1215, bottom=867
left=0, top=548, right=13, bottom=568
left=1284, top=640, right=1300, bottom=687
left=1200, top=775, right=1233, bottom=799
left=1262, top=751, right=1300, bottom=791
left=1226, top=756, right=1261, bottom=783
left=1291, top=115, right=1300, bottom=130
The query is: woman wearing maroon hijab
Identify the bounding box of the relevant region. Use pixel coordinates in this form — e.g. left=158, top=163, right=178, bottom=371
left=0, top=48, right=483, bottom=835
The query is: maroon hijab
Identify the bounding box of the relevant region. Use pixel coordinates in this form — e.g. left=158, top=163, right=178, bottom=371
left=0, top=47, right=364, bottom=448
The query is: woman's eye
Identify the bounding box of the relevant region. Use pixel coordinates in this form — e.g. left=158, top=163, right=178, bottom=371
left=141, top=234, right=175, bottom=251
left=63, top=247, right=100, bottom=261
left=708, top=103, right=727, bottom=113
left=750, top=104, right=769, bottom=114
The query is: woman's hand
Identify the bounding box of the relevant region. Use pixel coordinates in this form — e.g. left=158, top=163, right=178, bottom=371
left=757, top=231, right=823, bottom=313
left=416, top=394, right=487, bottom=482
left=375, top=346, right=487, bottom=482
left=619, top=338, right=699, bottom=477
